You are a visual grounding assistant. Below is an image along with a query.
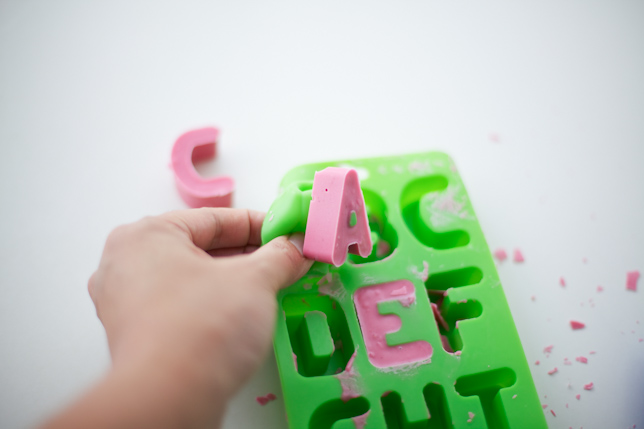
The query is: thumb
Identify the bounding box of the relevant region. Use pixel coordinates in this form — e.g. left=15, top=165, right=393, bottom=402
left=247, top=233, right=313, bottom=292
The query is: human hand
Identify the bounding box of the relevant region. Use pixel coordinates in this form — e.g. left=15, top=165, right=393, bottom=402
left=45, top=208, right=312, bottom=429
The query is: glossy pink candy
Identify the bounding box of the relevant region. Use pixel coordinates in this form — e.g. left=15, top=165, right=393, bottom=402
left=303, top=167, right=372, bottom=266
left=171, top=127, right=234, bottom=208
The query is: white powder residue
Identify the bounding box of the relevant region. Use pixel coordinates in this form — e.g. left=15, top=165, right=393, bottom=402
left=421, top=184, right=474, bottom=227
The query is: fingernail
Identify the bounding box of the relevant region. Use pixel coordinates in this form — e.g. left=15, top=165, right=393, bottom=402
left=288, top=233, right=305, bottom=255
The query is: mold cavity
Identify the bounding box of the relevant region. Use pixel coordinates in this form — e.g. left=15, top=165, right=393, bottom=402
left=380, top=386, right=452, bottom=429
left=423, top=383, right=453, bottom=429
left=309, top=397, right=370, bottom=429
left=296, top=181, right=314, bottom=192
left=400, top=176, right=469, bottom=249
left=349, top=188, right=398, bottom=264
left=381, top=391, right=409, bottom=428
left=455, top=368, right=517, bottom=429
left=434, top=300, right=483, bottom=353
left=425, top=267, right=483, bottom=292
left=283, top=294, right=355, bottom=377
left=424, top=267, right=484, bottom=353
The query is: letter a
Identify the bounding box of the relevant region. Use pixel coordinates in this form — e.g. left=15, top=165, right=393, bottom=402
left=303, top=167, right=372, bottom=266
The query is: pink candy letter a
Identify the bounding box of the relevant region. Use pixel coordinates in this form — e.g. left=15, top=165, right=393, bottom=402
left=303, top=167, right=372, bottom=266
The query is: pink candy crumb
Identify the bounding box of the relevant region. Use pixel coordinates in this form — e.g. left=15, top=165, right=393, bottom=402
left=513, top=248, right=525, bottom=263
left=551, top=409, right=556, bottom=417
left=626, top=270, right=640, bottom=291
left=256, top=393, right=277, bottom=405
left=584, top=382, right=594, bottom=391
left=548, top=367, right=558, bottom=375
left=575, top=356, right=588, bottom=364
left=576, top=394, right=581, bottom=400
left=570, top=320, right=585, bottom=330
left=494, top=248, right=507, bottom=262
left=559, top=277, right=566, bottom=287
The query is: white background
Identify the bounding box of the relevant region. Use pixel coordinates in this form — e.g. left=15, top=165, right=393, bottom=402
left=1, top=1, right=643, bottom=428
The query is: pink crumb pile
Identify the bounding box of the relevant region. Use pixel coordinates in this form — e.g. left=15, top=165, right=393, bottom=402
left=513, top=248, right=525, bottom=263
left=256, top=393, right=277, bottom=406
left=626, top=270, right=640, bottom=291
left=352, top=410, right=371, bottom=429
left=493, top=248, right=507, bottom=262
left=570, top=320, right=585, bottom=330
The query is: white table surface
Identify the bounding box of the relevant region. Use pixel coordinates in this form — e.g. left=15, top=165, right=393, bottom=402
left=1, top=1, right=642, bottom=428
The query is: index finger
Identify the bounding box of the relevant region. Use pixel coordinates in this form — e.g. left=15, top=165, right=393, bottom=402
left=160, top=208, right=265, bottom=251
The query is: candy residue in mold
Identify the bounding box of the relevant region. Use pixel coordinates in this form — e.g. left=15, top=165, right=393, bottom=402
left=513, top=248, right=525, bottom=263
left=493, top=248, right=507, bottom=262
left=626, top=270, right=640, bottom=291
left=354, top=281, right=432, bottom=368
left=570, top=320, right=585, bottom=330
left=256, top=393, right=277, bottom=405
left=376, top=239, right=391, bottom=257
left=431, top=303, right=450, bottom=332
left=335, top=349, right=361, bottom=402
left=391, top=286, right=408, bottom=296
left=353, top=410, right=371, bottom=429
left=410, top=261, right=429, bottom=282
left=466, top=411, right=475, bottom=423
left=408, top=160, right=432, bottom=174
left=317, top=273, right=347, bottom=301
left=423, top=185, right=473, bottom=226
left=440, top=335, right=454, bottom=353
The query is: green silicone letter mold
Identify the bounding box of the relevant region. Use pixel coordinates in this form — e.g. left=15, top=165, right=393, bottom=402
left=264, top=152, right=547, bottom=429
